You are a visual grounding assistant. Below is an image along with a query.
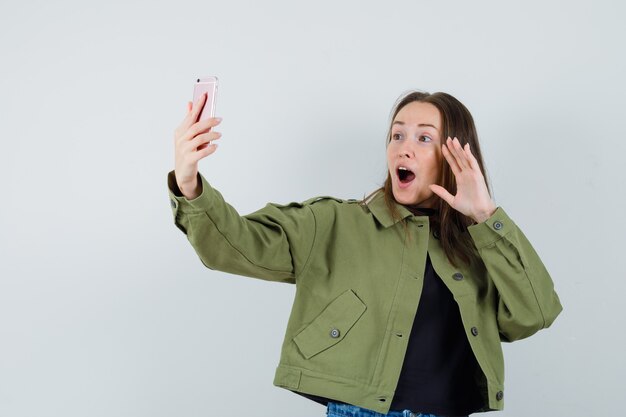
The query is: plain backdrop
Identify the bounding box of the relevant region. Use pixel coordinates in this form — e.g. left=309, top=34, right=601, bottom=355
left=1, top=1, right=624, bottom=416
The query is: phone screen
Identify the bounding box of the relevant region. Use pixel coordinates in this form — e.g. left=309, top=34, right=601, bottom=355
left=193, top=76, right=218, bottom=122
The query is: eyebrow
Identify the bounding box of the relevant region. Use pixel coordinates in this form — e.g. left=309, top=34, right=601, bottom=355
left=392, top=121, right=439, bottom=130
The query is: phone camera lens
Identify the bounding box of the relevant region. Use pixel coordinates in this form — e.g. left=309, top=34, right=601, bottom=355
left=197, top=78, right=200, bottom=82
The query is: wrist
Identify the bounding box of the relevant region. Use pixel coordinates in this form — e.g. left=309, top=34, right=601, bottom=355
left=472, top=204, right=497, bottom=224
left=179, top=178, right=201, bottom=200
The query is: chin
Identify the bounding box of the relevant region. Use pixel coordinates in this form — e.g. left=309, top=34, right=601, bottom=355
left=392, top=189, right=419, bottom=205
left=392, top=184, right=432, bottom=207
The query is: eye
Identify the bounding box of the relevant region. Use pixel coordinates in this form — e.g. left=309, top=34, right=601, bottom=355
left=392, top=133, right=402, bottom=141
left=420, top=135, right=433, bottom=142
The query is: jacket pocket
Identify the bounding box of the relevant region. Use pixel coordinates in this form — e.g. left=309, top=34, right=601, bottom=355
left=293, top=289, right=366, bottom=360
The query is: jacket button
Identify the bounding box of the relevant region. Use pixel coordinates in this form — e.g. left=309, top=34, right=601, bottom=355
left=471, top=326, right=479, bottom=336
left=433, top=230, right=440, bottom=239
left=496, top=391, right=504, bottom=401
left=170, top=199, right=176, bottom=209
left=330, top=328, right=340, bottom=338
left=493, top=220, right=503, bottom=230
left=452, top=272, right=464, bottom=281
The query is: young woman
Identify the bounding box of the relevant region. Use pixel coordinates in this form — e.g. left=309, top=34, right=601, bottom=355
left=167, top=90, right=562, bottom=417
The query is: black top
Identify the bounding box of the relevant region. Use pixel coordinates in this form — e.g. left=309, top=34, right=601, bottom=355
left=389, top=252, right=483, bottom=416
left=294, top=207, right=483, bottom=416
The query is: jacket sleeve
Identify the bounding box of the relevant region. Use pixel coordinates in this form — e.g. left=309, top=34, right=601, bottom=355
left=467, top=207, right=563, bottom=342
left=166, top=170, right=316, bottom=284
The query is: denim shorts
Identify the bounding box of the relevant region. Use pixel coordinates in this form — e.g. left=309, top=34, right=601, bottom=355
left=326, top=401, right=467, bottom=417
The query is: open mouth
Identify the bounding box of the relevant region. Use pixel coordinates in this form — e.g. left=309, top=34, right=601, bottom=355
left=397, top=167, right=416, bottom=184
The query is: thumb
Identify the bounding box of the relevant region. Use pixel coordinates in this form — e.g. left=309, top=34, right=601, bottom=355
left=429, top=184, right=454, bottom=206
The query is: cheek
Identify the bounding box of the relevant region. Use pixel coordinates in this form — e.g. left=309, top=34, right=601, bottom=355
left=386, top=144, right=394, bottom=168
left=432, top=153, right=443, bottom=179
left=421, top=149, right=441, bottom=171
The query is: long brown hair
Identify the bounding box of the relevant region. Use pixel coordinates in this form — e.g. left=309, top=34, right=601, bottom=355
left=361, top=90, right=492, bottom=267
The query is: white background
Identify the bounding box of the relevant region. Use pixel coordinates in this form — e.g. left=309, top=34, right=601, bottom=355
left=1, top=1, right=624, bottom=416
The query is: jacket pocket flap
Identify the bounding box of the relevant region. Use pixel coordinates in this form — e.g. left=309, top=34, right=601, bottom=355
left=293, top=289, right=366, bottom=359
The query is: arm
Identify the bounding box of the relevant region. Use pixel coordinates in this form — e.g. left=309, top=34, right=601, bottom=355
left=167, top=170, right=316, bottom=284
left=468, top=207, right=563, bottom=342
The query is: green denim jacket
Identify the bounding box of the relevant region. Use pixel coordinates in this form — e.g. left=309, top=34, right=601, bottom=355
left=167, top=170, right=562, bottom=414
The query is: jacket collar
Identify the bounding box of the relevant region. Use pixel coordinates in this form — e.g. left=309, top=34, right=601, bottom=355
left=364, top=190, right=421, bottom=228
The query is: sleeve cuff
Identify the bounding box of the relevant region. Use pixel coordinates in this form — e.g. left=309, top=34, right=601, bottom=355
left=467, top=206, right=514, bottom=249
left=167, top=170, right=217, bottom=214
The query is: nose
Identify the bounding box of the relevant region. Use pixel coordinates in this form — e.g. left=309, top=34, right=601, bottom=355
left=398, top=140, right=414, bottom=158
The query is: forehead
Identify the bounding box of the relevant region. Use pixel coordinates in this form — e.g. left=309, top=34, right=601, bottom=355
left=394, top=101, right=441, bottom=130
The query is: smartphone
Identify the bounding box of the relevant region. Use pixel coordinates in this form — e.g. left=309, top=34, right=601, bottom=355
left=193, top=76, right=218, bottom=122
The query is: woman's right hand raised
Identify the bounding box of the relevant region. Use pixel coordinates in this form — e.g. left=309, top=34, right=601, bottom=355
left=173, top=92, right=222, bottom=200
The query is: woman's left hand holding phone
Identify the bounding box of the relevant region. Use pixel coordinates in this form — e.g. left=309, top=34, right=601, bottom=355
left=173, top=92, right=223, bottom=200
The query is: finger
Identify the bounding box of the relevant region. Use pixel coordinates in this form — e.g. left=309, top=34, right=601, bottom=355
left=450, top=137, right=469, bottom=170
left=191, top=92, right=208, bottom=122
left=191, top=116, right=222, bottom=133
left=188, top=130, right=222, bottom=151
left=446, top=137, right=464, bottom=171
left=187, top=101, right=192, bottom=113
left=193, top=138, right=217, bottom=153
left=183, top=92, right=208, bottom=126
left=178, top=117, right=222, bottom=145
left=429, top=184, right=454, bottom=207
left=191, top=143, right=219, bottom=162
left=464, top=143, right=480, bottom=171
left=442, top=140, right=461, bottom=175
left=175, top=93, right=208, bottom=135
